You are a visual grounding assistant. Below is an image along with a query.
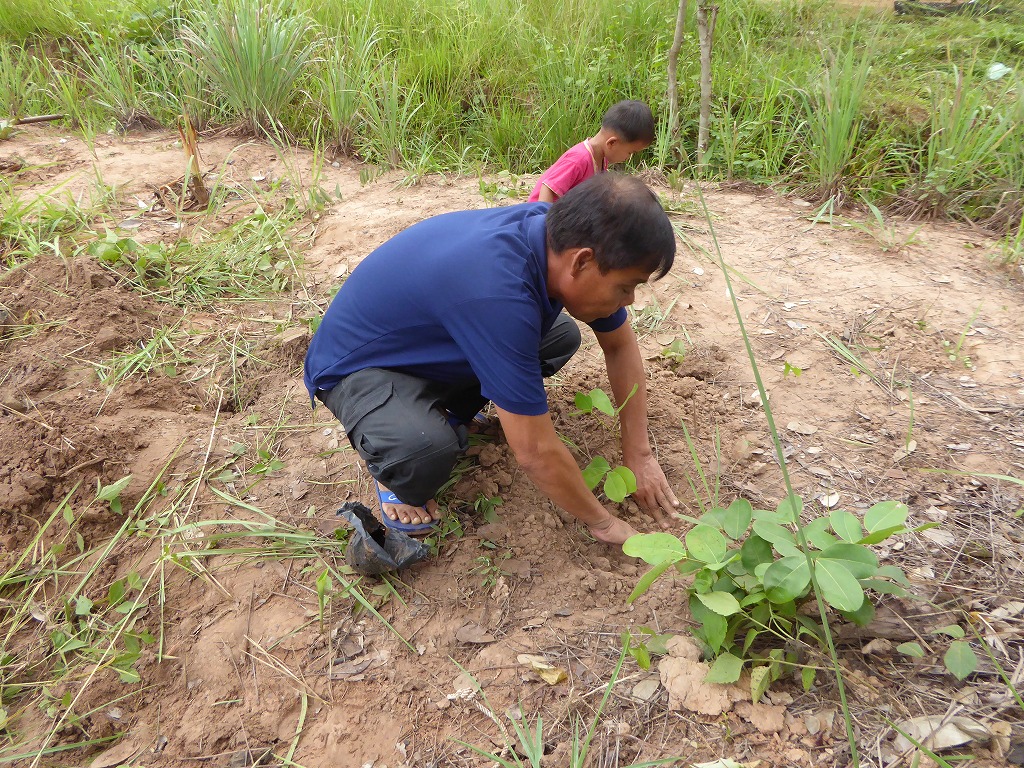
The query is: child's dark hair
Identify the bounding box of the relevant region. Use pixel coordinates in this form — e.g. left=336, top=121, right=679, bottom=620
left=601, top=100, right=656, bottom=144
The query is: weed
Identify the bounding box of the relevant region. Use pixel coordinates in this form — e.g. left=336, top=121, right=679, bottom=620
left=941, top=303, right=982, bottom=369
left=453, top=644, right=682, bottom=768
left=842, top=199, right=922, bottom=252
left=479, top=170, right=529, bottom=203
left=473, top=494, right=503, bottom=524
left=87, top=209, right=304, bottom=307
left=629, top=295, right=678, bottom=336
left=472, top=548, right=511, bottom=590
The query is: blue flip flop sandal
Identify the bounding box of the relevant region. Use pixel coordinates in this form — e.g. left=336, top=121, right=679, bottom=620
left=374, top=479, right=436, bottom=536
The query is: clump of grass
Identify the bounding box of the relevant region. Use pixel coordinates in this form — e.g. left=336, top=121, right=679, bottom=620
left=74, top=33, right=162, bottom=130
left=899, top=66, right=1018, bottom=222
left=795, top=34, right=875, bottom=205
left=180, top=0, right=316, bottom=138
left=87, top=208, right=305, bottom=307
left=316, top=17, right=383, bottom=155
left=0, top=182, right=93, bottom=267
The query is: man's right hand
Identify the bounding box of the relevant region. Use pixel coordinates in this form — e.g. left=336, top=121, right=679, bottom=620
left=588, top=513, right=639, bottom=545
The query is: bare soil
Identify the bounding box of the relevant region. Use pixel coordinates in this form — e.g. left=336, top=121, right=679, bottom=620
left=2, top=127, right=1023, bottom=768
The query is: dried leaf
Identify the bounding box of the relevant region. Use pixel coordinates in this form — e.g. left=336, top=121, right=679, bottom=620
left=456, top=622, right=496, bottom=644
left=517, top=654, right=567, bottom=685
left=892, top=715, right=993, bottom=752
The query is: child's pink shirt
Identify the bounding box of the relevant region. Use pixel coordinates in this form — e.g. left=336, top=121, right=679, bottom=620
left=528, top=142, right=606, bottom=202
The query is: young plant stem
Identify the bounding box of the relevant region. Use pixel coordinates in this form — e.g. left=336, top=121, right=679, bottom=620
left=694, top=183, right=860, bottom=767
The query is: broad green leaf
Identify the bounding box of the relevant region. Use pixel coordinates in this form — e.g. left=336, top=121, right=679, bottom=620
left=762, top=556, right=811, bottom=603
left=692, top=570, right=714, bottom=594
left=801, top=666, right=817, bottom=692
left=604, top=466, right=637, bottom=502
left=701, top=507, right=728, bottom=530
left=590, top=388, right=615, bottom=416
left=740, top=591, right=766, bottom=608
left=574, top=392, right=593, bottom=412
left=752, top=520, right=795, bottom=548
left=817, top=542, right=878, bottom=579
left=690, top=596, right=727, bottom=654
left=630, top=643, right=651, bottom=670
left=604, top=472, right=627, bottom=503
left=840, top=598, right=875, bottom=627
left=829, top=510, right=862, bottom=543
left=864, top=500, right=909, bottom=533
left=773, top=539, right=803, bottom=558
left=897, top=642, right=925, bottom=658
left=697, top=590, right=742, bottom=617
left=627, top=560, right=675, bottom=603
left=856, top=525, right=907, bottom=546
left=740, top=534, right=773, bottom=571
left=750, top=665, right=771, bottom=703
left=582, top=456, right=610, bottom=490
left=777, top=494, right=803, bottom=523
left=875, top=565, right=911, bottom=586
left=722, top=498, right=753, bottom=539
left=944, top=641, right=977, bottom=680
left=686, top=525, right=728, bottom=564
left=107, top=580, right=126, bottom=606
left=623, top=533, right=685, bottom=565
left=638, top=629, right=672, bottom=656
left=802, top=517, right=835, bottom=550
left=934, top=624, right=966, bottom=639
left=675, top=559, right=704, bottom=575
left=74, top=596, right=93, bottom=616
left=752, top=508, right=787, bottom=523
left=97, top=475, right=133, bottom=503
left=742, top=628, right=760, bottom=655
left=706, top=653, right=744, bottom=684
left=814, top=559, right=865, bottom=612
left=796, top=615, right=824, bottom=643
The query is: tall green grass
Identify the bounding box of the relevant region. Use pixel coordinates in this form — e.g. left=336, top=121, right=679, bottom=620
left=1, top=0, right=1022, bottom=232
left=179, top=0, right=316, bottom=136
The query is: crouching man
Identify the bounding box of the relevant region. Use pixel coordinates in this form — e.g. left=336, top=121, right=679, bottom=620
left=304, top=173, right=680, bottom=545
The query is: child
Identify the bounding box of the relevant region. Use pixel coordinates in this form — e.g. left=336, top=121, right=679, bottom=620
left=528, top=100, right=655, bottom=203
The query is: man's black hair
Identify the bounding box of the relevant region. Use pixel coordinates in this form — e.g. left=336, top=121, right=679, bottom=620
left=546, top=173, right=675, bottom=280
left=602, top=100, right=656, bottom=144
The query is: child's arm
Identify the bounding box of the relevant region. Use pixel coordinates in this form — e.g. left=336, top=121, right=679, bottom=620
left=536, top=184, right=558, bottom=203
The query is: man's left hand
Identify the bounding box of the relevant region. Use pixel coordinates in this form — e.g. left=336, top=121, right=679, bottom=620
left=625, top=452, right=680, bottom=530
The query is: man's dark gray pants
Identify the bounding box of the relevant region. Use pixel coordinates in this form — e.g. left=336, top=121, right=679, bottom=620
left=317, top=313, right=582, bottom=507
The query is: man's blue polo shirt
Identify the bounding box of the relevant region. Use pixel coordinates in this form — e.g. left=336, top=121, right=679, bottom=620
left=303, top=203, right=626, bottom=416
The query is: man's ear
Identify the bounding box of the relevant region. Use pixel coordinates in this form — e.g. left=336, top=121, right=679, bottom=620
left=569, top=247, right=596, bottom=276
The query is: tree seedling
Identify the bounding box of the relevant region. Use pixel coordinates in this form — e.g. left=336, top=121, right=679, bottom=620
left=623, top=496, right=939, bottom=698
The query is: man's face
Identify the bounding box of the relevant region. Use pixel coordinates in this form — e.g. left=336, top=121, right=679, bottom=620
left=562, top=259, right=653, bottom=323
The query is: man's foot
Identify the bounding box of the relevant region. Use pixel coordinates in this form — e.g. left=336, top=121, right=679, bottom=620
left=374, top=480, right=441, bottom=535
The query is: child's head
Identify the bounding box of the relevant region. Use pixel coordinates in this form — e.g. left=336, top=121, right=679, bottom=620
left=599, top=100, right=655, bottom=163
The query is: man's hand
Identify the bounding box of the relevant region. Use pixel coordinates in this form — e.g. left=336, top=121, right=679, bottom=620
left=588, top=513, right=639, bottom=545
left=625, top=451, right=680, bottom=530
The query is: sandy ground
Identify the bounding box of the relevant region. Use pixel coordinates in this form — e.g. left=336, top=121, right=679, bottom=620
left=1, top=126, right=1022, bottom=767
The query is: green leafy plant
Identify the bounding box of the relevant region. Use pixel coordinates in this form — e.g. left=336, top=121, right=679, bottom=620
left=473, top=494, right=503, bottom=524
left=574, top=385, right=639, bottom=503
left=623, top=496, right=923, bottom=698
